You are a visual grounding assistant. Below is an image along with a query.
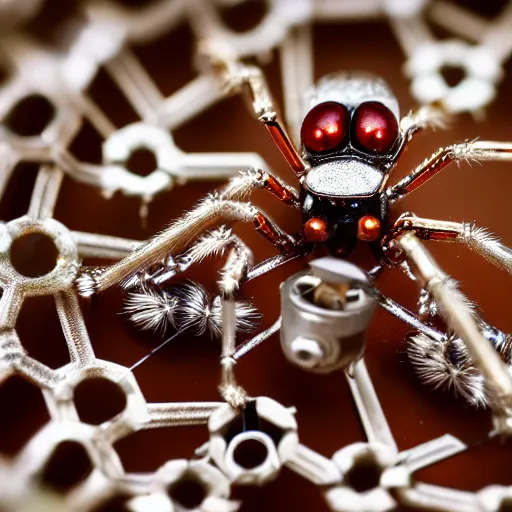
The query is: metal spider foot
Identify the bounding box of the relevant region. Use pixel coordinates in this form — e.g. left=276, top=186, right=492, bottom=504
left=74, top=266, right=106, bottom=298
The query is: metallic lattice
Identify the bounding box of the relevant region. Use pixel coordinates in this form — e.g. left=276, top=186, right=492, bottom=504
left=2, top=1, right=512, bottom=511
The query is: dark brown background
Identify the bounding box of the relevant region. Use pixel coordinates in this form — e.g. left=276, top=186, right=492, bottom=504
left=2, top=1, right=512, bottom=510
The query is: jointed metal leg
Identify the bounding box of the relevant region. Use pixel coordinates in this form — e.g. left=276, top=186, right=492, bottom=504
left=215, top=237, right=256, bottom=407
left=383, top=214, right=512, bottom=275
left=399, top=105, right=447, bottom=141
left=257, top=169, right=300, bottom=208
left=236, top=65, right=309, bottom=177
left=127, top=227, right=249, bottom=291
left=217, top=167, right=299, bottom=205
left=76, top=196, right=294, bottom=297
left=218, top=239, right=253, bottom=300
left=371, top=288, right=445, bottom=343
left=123, top=225, right=262, bottom=383
left=219, top=294, right=247, bottom=408
left=137, top=225, right=259, bottom=408
left=380, top=217, right=512, bottom=407
left=76, top=169, right=300, bottom=297
left=388, top=106, right=448, bottom=162
left=397, top=232, right=512, bottom=434
left=204, top=45, right=308, bottom=177
left=386, top=140, right=512, bottom=202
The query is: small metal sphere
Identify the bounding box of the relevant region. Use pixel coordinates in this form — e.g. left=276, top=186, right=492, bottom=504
left=357, top=215, right=381, bottom=241
left=303, top=217, right=330, bottom=243
left=300, top=101, right=349, bottom=153
left=352, top=101, right=398, bottom=153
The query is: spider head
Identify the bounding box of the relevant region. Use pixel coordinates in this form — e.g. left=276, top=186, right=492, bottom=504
left=299, top=72, right=402, bottom=174
left=298, top=73, right=401, bottom=256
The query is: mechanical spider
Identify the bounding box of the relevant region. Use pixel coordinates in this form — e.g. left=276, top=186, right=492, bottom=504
left=76, top=60, right=512, bottom=408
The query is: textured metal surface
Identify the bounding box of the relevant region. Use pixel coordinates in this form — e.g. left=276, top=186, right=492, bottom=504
left=304, top=158, right=385, bottom=197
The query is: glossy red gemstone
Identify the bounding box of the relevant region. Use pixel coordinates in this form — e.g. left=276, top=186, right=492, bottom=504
left=352, top=101, right=398, bottom=154
left=300, top=102, right=349, bottom=153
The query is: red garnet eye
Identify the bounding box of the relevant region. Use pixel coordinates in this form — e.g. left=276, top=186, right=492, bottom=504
left=352, top=101, right=399, bottom=154
left=300, top=102, right=350, bottom=154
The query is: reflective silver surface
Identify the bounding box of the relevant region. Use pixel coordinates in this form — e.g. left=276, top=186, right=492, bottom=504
left=304, top=158, right=385, bottom=197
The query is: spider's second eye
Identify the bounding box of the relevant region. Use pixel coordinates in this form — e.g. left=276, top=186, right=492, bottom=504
left=352, top=101, right=398, bottom=154
left=300, top=102, right=349, bottom=154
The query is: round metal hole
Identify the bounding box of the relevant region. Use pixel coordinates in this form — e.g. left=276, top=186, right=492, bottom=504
left=41, top=441, right=93, bottom=493
left=440, top=65, right=466, bottom=88
left=10, top=232, right=59, bottom=278
left=74, top=377, right=127, bottom=426
left=0, top=375, right=50, bottom=456
left=126, top=147, right=157, bottom=177
left=5, top=94, right=55, bottom=136
left=233, top=438, right=269, bottom=469
left=219, top=0, right=268, bottom=33
left=345, top=456, right=383, bottom=493
left=297, top=349, right=313, bottom=361
left=168, top=478, right=207, bottom=509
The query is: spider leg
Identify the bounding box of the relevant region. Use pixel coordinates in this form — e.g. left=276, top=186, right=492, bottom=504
left=407, top=298, right=512, bottom=408
left=381, top=216, right=512, bottom=409
left=122, top=227, right=263, bottom=386
left=382, top=214, right=512, bottom=275
left=386, top=140, right=512, bottom=203
left=397, top=233, right=512, bottom=429
left=372, top=288, right=445, bottom=342
left=76, top=196, right=296, bottom=296
left=218, top=167, right=299, bottom=205
left=203, top=235, right=255, bottom=407
left=124, top=226, right=250, bottom=290
left=399, top=105, right=447, bottom=142
left=76, top=168, right=301, bottom=297
left=384, top=105, right=447, bottom=165
left=125, top=167, right=300, bottom=289
left=217, top=233, right=253, bottom=300
left=207, top=48, right=308, bottom=177
left=237, top=65, right=309, bottom=176
left=218, top=270, right=247, bottom=407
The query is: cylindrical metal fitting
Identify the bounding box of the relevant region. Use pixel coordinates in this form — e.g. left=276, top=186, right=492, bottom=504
left=280, top=259, right=376, bottom=373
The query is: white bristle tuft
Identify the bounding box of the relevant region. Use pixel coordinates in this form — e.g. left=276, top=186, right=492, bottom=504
left=125, top=288, right=178, bottom=333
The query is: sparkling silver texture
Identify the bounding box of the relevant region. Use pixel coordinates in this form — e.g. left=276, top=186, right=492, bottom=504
left=304, top=159, right=385, bottom=197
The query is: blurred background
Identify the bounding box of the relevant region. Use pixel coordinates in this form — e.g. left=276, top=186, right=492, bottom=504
left=1, top=0, right=512, bottom=510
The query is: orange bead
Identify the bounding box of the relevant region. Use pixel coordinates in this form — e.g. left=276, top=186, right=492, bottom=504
left=357, top=215, right=381, bottom=242
left=303, top=217, right=330, bottom=243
